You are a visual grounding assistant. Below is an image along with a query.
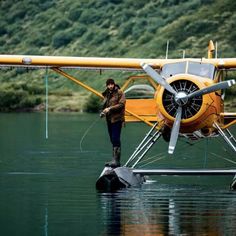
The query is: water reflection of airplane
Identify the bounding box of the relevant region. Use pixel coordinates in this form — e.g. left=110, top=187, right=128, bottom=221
left=99, top=186, right=236, bottom=235
left=0, top=40, right=236, bottom=190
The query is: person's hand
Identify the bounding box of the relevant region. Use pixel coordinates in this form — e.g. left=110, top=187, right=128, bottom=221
left=103, top=107, right=110, bottom=114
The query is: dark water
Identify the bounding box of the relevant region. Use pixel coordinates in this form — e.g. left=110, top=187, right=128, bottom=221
left=0, top=113, right=236, bottom=236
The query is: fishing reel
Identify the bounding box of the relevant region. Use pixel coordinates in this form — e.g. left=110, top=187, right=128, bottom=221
left=100, top=111, right=105, bottom=118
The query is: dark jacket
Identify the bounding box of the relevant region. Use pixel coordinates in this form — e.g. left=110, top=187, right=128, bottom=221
left=102, top=85, right=126, bottom=123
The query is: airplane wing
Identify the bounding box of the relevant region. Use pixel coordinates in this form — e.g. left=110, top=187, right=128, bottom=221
left=1, top=54, right=236, bottom=128
left=0, top=55, right=163, bottom=70
left=0, top=55, right=164, bottom=126
left=1, top=55, right=236, bottom=70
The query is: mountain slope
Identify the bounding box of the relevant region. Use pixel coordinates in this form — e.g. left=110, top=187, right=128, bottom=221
left=0, top=0, right=236, bottom=111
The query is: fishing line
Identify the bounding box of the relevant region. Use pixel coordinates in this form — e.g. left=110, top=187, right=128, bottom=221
left=192, top=137, right=236, bottom=165
left=203, top=138, right=208, bottom=168
left=79, top=116, right=100, bottom=152
left=208, top=152, right=236, bottom=165
left=134, top=138, right=203, bottom=168
left=139, top=156, right=166, bottom=168
left=210, top=138, right=236, bottom=165
left=137, top=152, right=166, bottom=165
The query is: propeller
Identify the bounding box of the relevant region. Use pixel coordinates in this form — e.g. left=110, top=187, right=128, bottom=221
left=140, top=62, right=236, bottom=154
left=186, top=79, right=235, bottom=100
left=140, top=63, right=177, bottom=95
left=168, top=106, right=182, bottom=154
left=141, top=62, right=181, bottom=154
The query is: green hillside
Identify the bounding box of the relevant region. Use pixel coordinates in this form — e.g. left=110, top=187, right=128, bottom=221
left=0, top=0, right=236, bottom=111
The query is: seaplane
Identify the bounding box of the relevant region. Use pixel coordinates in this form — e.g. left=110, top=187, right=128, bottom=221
left=0, top=40, right=236, bottom=191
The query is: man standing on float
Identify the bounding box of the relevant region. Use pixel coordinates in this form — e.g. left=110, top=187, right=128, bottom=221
left=101, top=78, right=126, bottom=168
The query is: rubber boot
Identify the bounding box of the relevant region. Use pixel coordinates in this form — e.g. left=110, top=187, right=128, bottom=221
left=105, top=147, right=121, bottom=168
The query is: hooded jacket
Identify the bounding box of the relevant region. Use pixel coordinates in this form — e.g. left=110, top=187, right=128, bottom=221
left=102, top=85, right=126, bottom=123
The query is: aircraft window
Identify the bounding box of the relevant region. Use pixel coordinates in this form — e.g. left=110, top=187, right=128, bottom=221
left=161, top=62, right=186, bottom=78
left=188, top=62, right=215, bottom=79
left=124, top=84, right=155, bottom=99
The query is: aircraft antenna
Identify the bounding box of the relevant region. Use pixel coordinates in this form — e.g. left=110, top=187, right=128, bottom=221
left=215, top=42, right=218, bottom=58
left=165, top=40, right=169, bottom=59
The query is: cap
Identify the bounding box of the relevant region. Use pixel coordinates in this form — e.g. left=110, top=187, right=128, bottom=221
left=106, top=78, right=115, bottom=86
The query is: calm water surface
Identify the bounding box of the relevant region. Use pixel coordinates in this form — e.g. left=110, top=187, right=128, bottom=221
left=0, top=113, right=236, bottom=236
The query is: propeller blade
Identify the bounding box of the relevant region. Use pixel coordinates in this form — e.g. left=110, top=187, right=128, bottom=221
left=168, top=106, right=182, bottom=154
left=141, top=62, right=177, bottom=95
left=187, top=79, right=236, bottom=99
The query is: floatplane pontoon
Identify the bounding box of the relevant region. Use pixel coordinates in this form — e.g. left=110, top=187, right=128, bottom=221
left=96, top=122, right=236, bottom=191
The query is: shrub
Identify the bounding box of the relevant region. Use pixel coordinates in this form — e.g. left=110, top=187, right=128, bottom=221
left=27, top=30, right=50, bottom=47
left=11, top=82, right=44, bottom=95
left=19, top=96, right=42, bottom=108
left=84, top=94, right=102, bottom=113
left=7, top=9, right=26, bottom=23
left=138, top=32, right=153, bottom=44
left=118, top=22, right=133, bottom=39
left=0, top=90, right=27, bottom=110
left=184, top=20, right=218, bottom=36
left=68, top=9, right=82, bottom=21
left=91, top=32, right=109, bottom=45
left=70, top=25, right=87, bottom=38
left=110, top=0, right=122, bottom=4
left=52, top=31, right=73, bottom=48
left=24, top=85, right=45, bottom=95
left=39, top=1, right=55, bottom=10
left=0, top=22, right=7, bottom=36
left=53, top=18, right=71, bottom=30
left=0, top=89, right=43, bottom=111
left=79, top=9, right=101, bottom=24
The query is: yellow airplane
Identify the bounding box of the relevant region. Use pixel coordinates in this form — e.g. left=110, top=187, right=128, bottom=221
left=0, top=40, right=236, bottom=190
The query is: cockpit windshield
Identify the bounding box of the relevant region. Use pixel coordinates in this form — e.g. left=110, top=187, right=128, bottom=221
left=161, top=62, right=186, bottom=78
left=188, top=61, right=215, bottom=79
left=161, top=61, right=215, bottom=79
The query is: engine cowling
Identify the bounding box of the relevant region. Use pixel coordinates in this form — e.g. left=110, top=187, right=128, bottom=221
left=156, top=74, right=221, bottom=133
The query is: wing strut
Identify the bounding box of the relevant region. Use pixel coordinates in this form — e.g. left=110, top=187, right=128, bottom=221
left=124, top=122, right=162, bottom=168
left=213, top=122, right=236, bottom=152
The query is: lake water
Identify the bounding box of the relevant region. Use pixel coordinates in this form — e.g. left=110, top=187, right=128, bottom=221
left=0, top=113, right=236, bottom=235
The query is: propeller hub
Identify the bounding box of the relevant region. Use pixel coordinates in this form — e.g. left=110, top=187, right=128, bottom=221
left=175, top=92, right=188, bottom=106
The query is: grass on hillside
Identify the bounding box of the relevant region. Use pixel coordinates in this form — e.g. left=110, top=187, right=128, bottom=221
left=0, top=0, right=236, bottom=111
